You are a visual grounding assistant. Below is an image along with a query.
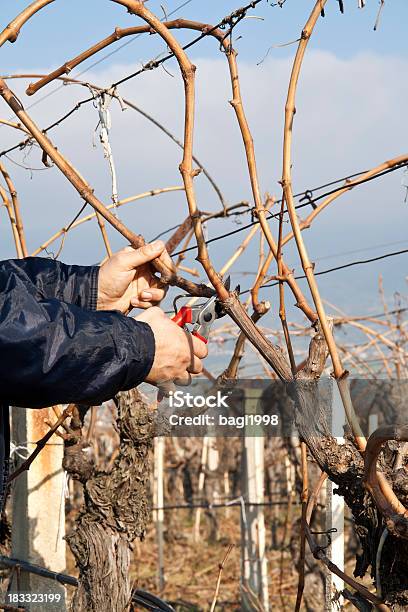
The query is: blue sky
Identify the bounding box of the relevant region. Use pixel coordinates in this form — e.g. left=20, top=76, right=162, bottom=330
left=2, top=0, right=407, bottom=71
left=1, top=1, right=408, bottom=371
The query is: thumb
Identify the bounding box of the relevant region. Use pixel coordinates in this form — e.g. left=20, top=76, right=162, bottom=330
left=122, top=240, right=165, bottom=269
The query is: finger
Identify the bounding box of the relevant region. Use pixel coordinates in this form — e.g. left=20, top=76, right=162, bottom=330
left=139, top=288, right=166, bottom=303
left=192, top=335, right=209, bottom=359
left=157, top=246, right=176, bottom=272
left=120, top=241, right=165, bottom=270
left=130, top=291, right=165, bottom=309
left=174, top=373, right=192, bottom=387
left=133, top=301, right=154, bottom=310
left=187, top=356, right=203, bottom=375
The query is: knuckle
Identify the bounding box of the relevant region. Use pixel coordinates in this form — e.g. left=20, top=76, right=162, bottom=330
left=194, top=341, right=208, bottom=358
left=152, top=240, right=164, bottom=250
left=195, top=360, right=203, bottom=374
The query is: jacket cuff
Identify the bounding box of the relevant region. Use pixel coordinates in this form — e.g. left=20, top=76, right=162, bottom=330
left=88, top=266, right=99, bottom=311
left=118, top=318, right=156, bottom=389
left=69, top=265, right=99, bottom=311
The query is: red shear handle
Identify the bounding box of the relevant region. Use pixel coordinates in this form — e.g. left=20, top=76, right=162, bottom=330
left=192, top=331, right=208, bottom=344
left=171, top=307, right=208, bottom=344
left=171, top=306, right=192, bottom=327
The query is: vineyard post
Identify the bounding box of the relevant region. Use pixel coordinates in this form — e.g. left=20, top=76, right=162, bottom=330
left=10, top=407, right=66, bottom=611
left=369, top=413, right=379, bottom=436
left=193, top=437, right=209, bottom=542
left=240, top=387, right=269, bottom=611
left=207, top=438, right=220, bottom=507
left=325, top=385, right=345, bottom=610
left=153, top=436, right=165, bottom=591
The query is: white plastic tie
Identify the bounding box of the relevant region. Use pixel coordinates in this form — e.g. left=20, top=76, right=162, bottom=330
left=10, top=441, right=30, bottom=460
left=97, top=93, right=119, bottom=216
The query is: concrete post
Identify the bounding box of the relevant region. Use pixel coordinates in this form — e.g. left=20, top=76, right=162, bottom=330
left=241, top=387, right=269, bottom=611
left=153, top=436, right=165, bottom=591
left=10, top=406, right=67, bottom=611
left=325, top=385, right=345, bottom=611
left=193, top=436, right=209, bottom=542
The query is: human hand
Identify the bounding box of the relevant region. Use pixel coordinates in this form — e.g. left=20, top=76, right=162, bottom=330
left=97, top=241, right=167, bottom=313
left=136, top=307, right=208, bottom=386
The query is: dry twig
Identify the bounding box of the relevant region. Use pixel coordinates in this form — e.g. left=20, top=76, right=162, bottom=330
left=209, top=543, right=234, bottom=612
left=7, top=404, right=74, bottom=484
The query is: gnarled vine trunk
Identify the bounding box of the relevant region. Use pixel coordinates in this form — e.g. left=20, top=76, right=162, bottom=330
left=63, top=389, right=154, bottom=612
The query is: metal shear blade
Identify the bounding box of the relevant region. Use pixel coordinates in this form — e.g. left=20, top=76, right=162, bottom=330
left=192, top=276, right=230, bottom=341
left=171, top=276, right=231, bottom=343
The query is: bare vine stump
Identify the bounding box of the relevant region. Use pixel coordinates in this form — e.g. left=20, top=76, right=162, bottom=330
left=292, top=379, right=408, bottom=610
left=11, top=407, right=66, bottom=611
left=63, top=390, right=154, bottom=612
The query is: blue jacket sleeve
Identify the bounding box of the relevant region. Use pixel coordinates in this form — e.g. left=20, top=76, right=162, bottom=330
left=0, top=259, right=155, bottom=408
left=0, top=257, right=99, bottom=310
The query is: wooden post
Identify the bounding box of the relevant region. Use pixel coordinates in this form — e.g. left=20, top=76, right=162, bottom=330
left=153, top=436, right=165, bottom=591
left=325, top=384, right=345, bottom=611
left=10, top=407, right=67, bottom=611
left=241, top=387, right=269, bottom=611
left=193, top=436, right=209, bottom=542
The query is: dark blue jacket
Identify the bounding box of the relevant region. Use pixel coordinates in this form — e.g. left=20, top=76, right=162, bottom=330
left=0, top=257, right=155, bottom=510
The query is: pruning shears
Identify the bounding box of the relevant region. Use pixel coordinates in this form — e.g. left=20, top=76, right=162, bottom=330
left=157, top=277, right=230, bottom=400
left=171, top=276, right=231, bottom=343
